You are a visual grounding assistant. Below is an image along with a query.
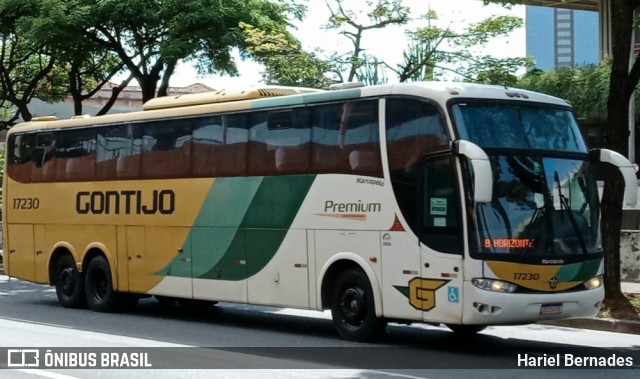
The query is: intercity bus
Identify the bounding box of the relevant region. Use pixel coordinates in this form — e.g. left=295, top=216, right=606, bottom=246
left=3, top=82, right=636, bottom=341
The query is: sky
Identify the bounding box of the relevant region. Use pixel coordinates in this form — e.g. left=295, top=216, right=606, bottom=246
left=168, top=0, right=527, bottom=89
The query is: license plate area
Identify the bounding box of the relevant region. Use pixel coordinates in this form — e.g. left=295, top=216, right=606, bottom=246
left=540, top=302, right=563, bottom=315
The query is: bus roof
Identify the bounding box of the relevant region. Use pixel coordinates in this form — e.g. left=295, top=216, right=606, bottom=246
left=7, top=82, right=571, bottom=135
left=142, top=86, right=323, bottom=111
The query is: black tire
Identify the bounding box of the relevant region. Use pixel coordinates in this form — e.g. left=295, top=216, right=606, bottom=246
left=54, top=254, right=86, bottom=308
left=85, top=255, right=120, bottom=313
left=331, top=269, right=387, bottom=342
left=446, top=324, right=486, bottom=335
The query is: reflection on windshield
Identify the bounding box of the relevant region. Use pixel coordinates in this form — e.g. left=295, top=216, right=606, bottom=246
left=452, top=103, right=587, bottom=152
left=471, top=156, right=601, bottom=258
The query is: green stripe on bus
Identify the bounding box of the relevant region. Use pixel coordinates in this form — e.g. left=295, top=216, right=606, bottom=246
left=555, top=259, right=600, bottom=282
left=198, top=175, right=316, bottom=280
left=159, top=175, right=315, bottom=280
left=159, top=177, right=263, bottom=278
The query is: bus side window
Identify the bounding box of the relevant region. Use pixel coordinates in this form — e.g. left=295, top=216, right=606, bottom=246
left=275, top=108, right=311, bottom=174
left=31, top=132, right=56, bottom=183
left=220, top=113, right=248, bottom=176
left=141, top=119, right=192, bottom=179
left=386, top=98, right=449, bottom=236
left=422, top=156, right=462, bottom=254
left=95, top=124, right=138, bottom=180
left=311, top=100, right=382, bottom=177
left=6, top=133, right=36, bottom=183
left=247, top=112, right=270, bottom=175
left=57, top=128, right=97, bottom=182
left=192, top=115, right=224, bottom=177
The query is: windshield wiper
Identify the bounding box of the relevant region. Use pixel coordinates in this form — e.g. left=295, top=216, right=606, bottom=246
left=554, top=171, right=588, bottom=256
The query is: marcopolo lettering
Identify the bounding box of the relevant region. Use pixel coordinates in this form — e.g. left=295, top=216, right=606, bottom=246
left=76, top=190, right=175, bottom=215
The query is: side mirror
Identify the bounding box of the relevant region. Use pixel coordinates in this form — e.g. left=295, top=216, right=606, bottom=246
left=453, top=140, right=493, bottom=203
left=591, top=148, right=637, bottom=207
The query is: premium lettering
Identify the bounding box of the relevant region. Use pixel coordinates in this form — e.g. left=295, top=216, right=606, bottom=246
left=324, top=200, right=381, bottom=213
left=76, top=190, right=175, bottom=215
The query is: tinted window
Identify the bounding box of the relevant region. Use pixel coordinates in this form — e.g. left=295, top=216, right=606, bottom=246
left=422, top=155, right=462, bottom=254
left=311, top=100, right=381, bottom=176
left=141, top=119, right=192, bottom=179
left=248, top=108, right=311, bottom=175
left=31, top=132, right=56, bottom=182
left=386, top=98, right=449, bottom=172
left=6, top=133, right=36, bottom=183
left=95, top=124, right=141, bottom=180
left=192, top=115, right=224, bottom=177
left=452, top=103, right=587, bottom=152
left=56, top=128, right=97, bottom=181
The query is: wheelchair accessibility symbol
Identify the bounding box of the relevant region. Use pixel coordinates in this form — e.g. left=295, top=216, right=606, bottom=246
left=447, top=287, right=459, bottom=303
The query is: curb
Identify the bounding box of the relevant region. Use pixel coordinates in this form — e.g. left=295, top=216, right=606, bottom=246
left=539, top=317, right=640, bottom=335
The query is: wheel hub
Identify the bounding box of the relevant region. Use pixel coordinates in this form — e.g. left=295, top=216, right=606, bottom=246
left=341, top=287, right=366, bottom=325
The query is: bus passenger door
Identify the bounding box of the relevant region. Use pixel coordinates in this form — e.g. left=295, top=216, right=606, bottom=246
left=419, top=155, right=464, bottom=325
left=6, top=224, right=35, bottom=281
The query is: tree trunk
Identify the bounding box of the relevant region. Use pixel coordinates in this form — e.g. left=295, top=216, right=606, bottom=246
left=602, top=0, right=637, bottom=303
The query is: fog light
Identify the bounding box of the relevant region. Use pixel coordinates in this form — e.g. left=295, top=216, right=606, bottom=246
left=583, top=275, right=603, bottom=290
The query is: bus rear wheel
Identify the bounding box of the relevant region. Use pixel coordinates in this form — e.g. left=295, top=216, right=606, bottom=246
left=85, top=255, right=121, bottom=313
left=331, top=269, right=386, bottom=342
left=54, top=254, right=86, bottom=308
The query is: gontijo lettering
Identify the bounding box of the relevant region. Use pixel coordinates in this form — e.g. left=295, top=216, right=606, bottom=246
left=76, top=190, right=175, bottom=215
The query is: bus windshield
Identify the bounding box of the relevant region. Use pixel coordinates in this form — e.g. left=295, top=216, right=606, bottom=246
left=452, top=102, right=587, bottom=152
left=471, top=155, right=601, bottom=259
left=451, top=102, right=601, bottom=261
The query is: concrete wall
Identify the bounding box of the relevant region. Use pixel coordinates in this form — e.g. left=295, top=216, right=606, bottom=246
left=620, top=230, right=640, bottom=282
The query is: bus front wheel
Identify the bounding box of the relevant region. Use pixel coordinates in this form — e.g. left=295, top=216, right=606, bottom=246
left=331, top=269, right=387, bottom=342
left=85, top=255, right=120, bottom=313
left=54, top=254, right=86, bottom=308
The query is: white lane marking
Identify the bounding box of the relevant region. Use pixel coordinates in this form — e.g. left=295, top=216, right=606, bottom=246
left=14, top=369, right=82, bottom=379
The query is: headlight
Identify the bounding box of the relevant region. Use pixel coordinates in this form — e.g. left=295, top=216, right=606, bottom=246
left=472, top=278, right=517, bottom=293
left=583, top=275, right=603, bottom=290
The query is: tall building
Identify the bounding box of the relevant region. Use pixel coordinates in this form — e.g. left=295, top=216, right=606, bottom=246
left=526, top=6, right=599, bottom=69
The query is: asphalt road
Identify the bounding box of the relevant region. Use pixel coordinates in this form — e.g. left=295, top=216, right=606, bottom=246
left=0, top=274, right=638, bottom=379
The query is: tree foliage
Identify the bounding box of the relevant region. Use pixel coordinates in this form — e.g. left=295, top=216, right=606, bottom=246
left=0, top=0, right=66, bottom=124
left=264, top=0, right=531, bottom=87
left=388, top=11, right=532, bottom=85
left=324, top=0, right=410, bottom=83
left=241, top=22, right=332, bottom=88
left=71, top=0, right=300, bottom=102
left=0, top=0, right=301, bottom=123
left=517, top=61, right=612, bottom=121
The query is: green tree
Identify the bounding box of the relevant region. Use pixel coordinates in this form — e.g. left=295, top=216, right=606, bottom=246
left=241, top=23, right=333, bottom=88
left=516, top=61, right=612, bottom=121
left=389, top=11, right=531, bottom=85
left=318, top=1, right=530, bottom=86
left=0, top=0, right=67, bottom=124
left=487, top=0, right=640, bottom=317
left=71, top=0, right=300, bottom=102
left=28, top=1, right=134, bottom=116
left=324, top=0, right=410, bottom=83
